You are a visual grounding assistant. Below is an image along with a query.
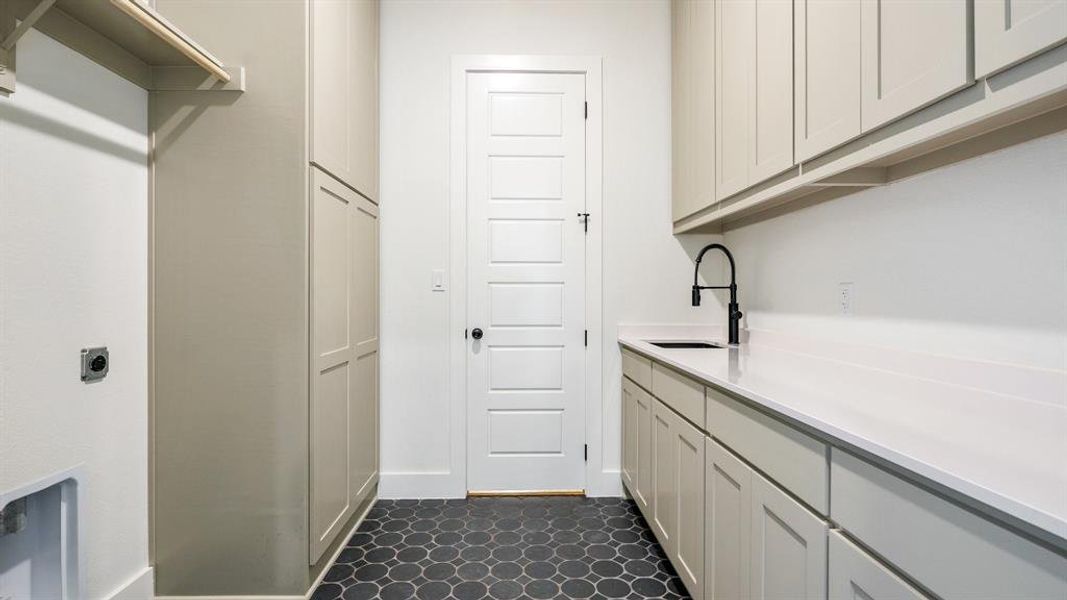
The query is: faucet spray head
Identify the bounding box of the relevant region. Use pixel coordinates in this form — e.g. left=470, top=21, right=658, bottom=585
left=691, top=286, right=701, bottom=307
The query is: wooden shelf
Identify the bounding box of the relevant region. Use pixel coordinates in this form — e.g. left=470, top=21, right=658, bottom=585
left=2, top=0, right=242, bottom=92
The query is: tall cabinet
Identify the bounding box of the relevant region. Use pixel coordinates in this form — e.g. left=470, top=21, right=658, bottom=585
left=151, top=0, right=380, bottom=596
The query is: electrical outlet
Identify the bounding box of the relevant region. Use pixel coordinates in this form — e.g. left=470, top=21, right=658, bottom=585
left=838, top=282, right=854, bottom=316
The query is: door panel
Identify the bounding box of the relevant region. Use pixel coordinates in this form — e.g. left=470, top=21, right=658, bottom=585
left=622, top=378, right=639, bottom=491
left=467, top=72, right=586, bottom=492
left=651, top=400, right=677, bottom=550
left=350, top=197, right=379, bottom=508
left=751, top=0, right=794, bottom=182
left=634, top=381, right=653, bottom=511
left=829, top=531, right=928, bottom=600
left=861, top=0, right=972, bottom=131
left=706, top=438, right=752, bottom=600
left=975, top=0, right=1067, bottom=77
left=795, top=0, right=862, bottom=161
left=716, top=0, right=753, bottom=199
left=750, top=471, right=828, bottom=600
left=674, top=415, right=706, bottom=600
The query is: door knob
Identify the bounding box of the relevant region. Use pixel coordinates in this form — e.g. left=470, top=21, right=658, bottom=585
left=471, top=328, right=483, bottom=340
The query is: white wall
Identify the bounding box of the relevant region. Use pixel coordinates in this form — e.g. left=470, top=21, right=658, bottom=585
left=724, top=131, right=1067, bottom=372
left=0, top=31, right=151, bottom=598
left=379, top=0, right=720, bottom=497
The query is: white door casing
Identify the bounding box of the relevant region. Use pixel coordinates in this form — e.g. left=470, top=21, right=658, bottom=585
left=465, top=71, right=587, bottom=493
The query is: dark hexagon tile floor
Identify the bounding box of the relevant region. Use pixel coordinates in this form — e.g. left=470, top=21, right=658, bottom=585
left=311, top=496, right=691, bottom=600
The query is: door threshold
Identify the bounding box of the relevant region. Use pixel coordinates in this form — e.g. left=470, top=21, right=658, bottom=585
left=467, top=490, right=586, bottom=498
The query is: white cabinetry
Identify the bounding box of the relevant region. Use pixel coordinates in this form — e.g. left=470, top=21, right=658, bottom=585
left=750, top=470, right=828, bottom=599
left=671, top=0, right=716, bottom=220
left=829, top=531, right=927, bottom=600
left=311, top=0, right=380, bottom=200
left=794, top=0, right=862, bottom=161
left=860, top=0, right=972, bottom=131
left=975, top=0, right=1067, bottom=77
left=651, top=399, right=706, bottom=600
left=621, top=376, right=653, bottom=512
left=704, top=439, right=751, bottom=600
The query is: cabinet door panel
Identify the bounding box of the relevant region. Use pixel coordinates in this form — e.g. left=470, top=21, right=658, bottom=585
left=829, top=531, right=928, bottom=600
left=705, top=439, right=752, bottom=600
left=795, top=0, right=862, bottom=161
left=672, top=0, right=717, bottom=221
left=651, top=400, right=677, bottom=551
left=750, top=472, right=828, bottom=600
left=311, top=0, right=379, bottom=200
left=975, top=0, right=1067, bottom=77
left=310, top=168, right=358, bottom=563
left=672, top=0, right=693, bottom=220
left=622, top=378, right=638, bottom=491
left=751, top=0, right=794, bottom=182
left=674, top=415, right=706, bottom=600
left=861, top=0, right=972, bottom=131
left=635, top=383, right=653, bottom=511
left=715, top=0, right=753, bottom=199
left=350, top=193, right=379, bottom=507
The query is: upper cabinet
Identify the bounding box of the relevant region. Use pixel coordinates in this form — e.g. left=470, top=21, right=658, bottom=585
left=673, top=0, right=1066, bottom=231
left=311, top=0, right=380, bottom=202
left=794, top=0, right=862, bottom=161
left=672, top=0, right=716, bottom=221
left=714, top=0, right=794, bottom=202
left=975, top=0, right=1067, bottom=78
left=860, top=0, right=972, bottom=132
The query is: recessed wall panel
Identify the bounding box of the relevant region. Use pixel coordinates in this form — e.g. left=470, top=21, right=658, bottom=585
left=489, top=283, right=563, bottom=327
left=489, top=346, right=564, bottom=390
left=488, top=220, right=563, bottom=264
left=488, top=410, right=564, bottom=454
left=490, top=93, right=563, bottom=137
left=490, top=157, right=563, bottom=199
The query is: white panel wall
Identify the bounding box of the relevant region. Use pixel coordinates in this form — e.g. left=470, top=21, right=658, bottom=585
left=0, top=31, right=151, bottom=598
left=379, top=0, right=720, bottom=497
left=725, top=132, right=1067, bottom=371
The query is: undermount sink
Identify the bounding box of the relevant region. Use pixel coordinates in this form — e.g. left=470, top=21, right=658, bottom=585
left=647, top=341, right=723, bottom=349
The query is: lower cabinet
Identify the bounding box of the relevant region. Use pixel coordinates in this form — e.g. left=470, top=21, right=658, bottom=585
left=829, top=530, right=927, bottom=600
left=651, top=399, right=706, bottom=600
left=750, top=469, right=828, bottom=599
left=621, top=376, right=653, bottom=511
left=705, top=437, right=828, bottom=600
left=705, top=438, right=751, bottom=600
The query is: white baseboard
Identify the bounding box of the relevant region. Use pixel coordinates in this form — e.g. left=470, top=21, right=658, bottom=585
left=379, top=472, right=465, bottom=499
left=106, top=566, right=153, bottom=600
left=154, top=596, right=301, bottom=600
left=586, top=469, right=624, bottom=497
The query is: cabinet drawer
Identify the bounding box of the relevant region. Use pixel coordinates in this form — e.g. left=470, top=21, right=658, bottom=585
left=651, top=362, right=705, bottom=427
left=829, top=530, right=927, bottom=600
left=621, top=348, right=652, bottom=390
left=831, top=449, right=1067, bottom=599
left=705, top=386, right=828, bottom=514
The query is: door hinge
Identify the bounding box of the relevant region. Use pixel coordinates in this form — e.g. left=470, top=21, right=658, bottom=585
left=464, top=328, right=468, bottom=339
left=584, top=101, right=588, bottom=119
left=584, top=330, right=588, bottom=347
left=584, top=444, right=588, bottom=461
left=577, top=212, right=590, bottom=233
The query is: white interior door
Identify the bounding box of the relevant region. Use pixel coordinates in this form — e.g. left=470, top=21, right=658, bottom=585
left=466, top=71, right=587, bottom=493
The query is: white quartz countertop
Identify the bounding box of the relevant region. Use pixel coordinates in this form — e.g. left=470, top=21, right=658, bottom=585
left=618, top=333, right=1067, bottom=543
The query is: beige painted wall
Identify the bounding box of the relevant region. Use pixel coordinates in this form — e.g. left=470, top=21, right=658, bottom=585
left=151, top=0, right=311, bottom=594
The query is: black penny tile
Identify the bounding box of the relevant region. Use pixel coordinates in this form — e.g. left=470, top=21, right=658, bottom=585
left=311, top=496, right=691, bottom=600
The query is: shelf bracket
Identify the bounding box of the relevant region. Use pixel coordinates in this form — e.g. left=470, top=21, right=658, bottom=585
left=151, top=65, right=245, bottom=92
left=0, top=0, right=55, bottom=94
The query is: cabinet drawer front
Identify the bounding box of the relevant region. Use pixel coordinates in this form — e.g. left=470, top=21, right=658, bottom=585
left=831, top=449, right=1067, bottom=599
left=829, top=531, right=927, bottom=600
left=622, top=348, right=653, bottom=390
left=651, top=362, right=705, bottom=427
left=706, top=386, right=828, bottom=513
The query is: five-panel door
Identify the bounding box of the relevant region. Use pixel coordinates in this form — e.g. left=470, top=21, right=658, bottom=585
left=465, top=71, right=588, bottom=493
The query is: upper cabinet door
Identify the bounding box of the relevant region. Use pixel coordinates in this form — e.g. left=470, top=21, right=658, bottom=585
left=672, top=0, right=717, bottom=222
left=715, top=0, right=754, bottom=199
left=975, top=0, right=1067, bottom=78
left=311, top=0, right=380, bottom=201
left=750, top=0, right=794, bottom=182
left=794, top=0, right=862, bottom=161
left=860, top=0, right=972, bottom=132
